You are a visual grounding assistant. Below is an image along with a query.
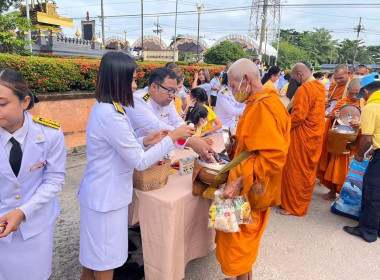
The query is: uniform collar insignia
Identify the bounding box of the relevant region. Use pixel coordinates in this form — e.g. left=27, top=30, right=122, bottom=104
left=112, top=102, right=125, bottom=115
left=142, top=92, right=151, bottom=103
left=32, top=116, right=60, bottom=129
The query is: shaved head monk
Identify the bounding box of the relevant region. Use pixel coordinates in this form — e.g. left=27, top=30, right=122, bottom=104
left=328, top=64, right=350, bottom=100
left=216, top=58, right=290, bottom=279
left=318, top=78, right=364, bottom=199
left=278, top=62, right=326, bottom=216
left=354, top=65, right=368, bottom=76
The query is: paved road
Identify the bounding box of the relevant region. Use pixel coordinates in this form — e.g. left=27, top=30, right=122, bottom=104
left=51, top=150, right=380, bottom=280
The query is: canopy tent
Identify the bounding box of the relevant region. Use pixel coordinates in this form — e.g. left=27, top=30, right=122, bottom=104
left=212, top=34, right=278, bottom=57
left=171, top=35, right=209, bottom=53
left=131, top=35, right=168, bottom=50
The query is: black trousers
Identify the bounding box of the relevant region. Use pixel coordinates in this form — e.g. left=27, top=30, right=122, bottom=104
left=359, top=149, right=380, bottom=242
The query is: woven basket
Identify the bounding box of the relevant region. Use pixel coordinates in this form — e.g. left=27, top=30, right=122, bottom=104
left=133, top=158, right=171, bottom=191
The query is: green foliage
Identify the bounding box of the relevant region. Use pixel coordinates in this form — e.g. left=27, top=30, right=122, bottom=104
left=0, top=11, right=33, bottom=53
left=0, top=54, right=223, bottom=94
left=279, top=28, right=378, bottom=65
left=203, top=41, right=248, bottom=65
left=277, top=41, right=307, bottom=69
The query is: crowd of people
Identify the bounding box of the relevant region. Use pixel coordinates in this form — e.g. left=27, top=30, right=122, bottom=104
left=0, top=52, right=379, bottom=280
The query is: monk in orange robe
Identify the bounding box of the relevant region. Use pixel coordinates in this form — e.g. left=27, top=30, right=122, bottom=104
left=318, top=78, right=364, bottom=199
left=278, top=62, right=326, bottom=216
left=327, top=64, right=350, bottom=100
left=216, top=59, right=290, bottom=279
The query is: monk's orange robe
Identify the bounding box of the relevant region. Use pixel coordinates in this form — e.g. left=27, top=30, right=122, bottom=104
left=281, top=79, right=325, bottom=216
left=263, top=80, right=280, bottom=96
left=328, top=81, right=349, bottom=100
left=317, top=97, right=363, bottom=192
left=215, top=87, right=290, bottom=276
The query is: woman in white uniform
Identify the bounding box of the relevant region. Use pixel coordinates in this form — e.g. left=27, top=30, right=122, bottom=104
left=0, top=69, right=66, bottom=280
left=78, top=52, right=194, bottom=280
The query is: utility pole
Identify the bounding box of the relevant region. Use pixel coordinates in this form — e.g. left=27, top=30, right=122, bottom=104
left=196, top=4, right=205, bottom=62
left=258, top=0, right=268, bottom=60
left=123, top=30, right=127, bottom=42
left=173, top=0, right=179, bottom=61
left=153, top=17, right=163, bottom=48
left=353, top=17, right=363, bottom=64
left=274, top=0, right=281, bottom=66
left=100, top=0, right=105, bottom=44
left=25, top=0, right=32, bottom=52
left=141, top=0, right=144, bottom=51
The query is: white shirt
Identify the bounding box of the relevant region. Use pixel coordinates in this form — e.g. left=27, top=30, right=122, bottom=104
left=125, top=87, right=184, bottom=137
left=214, top=85, right=246, bottom=130
left=78, top=102, right=174, bottom=212
left=210, top=77, right=221, bottom=97
left=0, top=115, right=29, bottom=157
left=198, top=83, right=212, bottom=97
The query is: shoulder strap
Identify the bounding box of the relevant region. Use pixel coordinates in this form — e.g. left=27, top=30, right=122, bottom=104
left=341, top=80, right=350, bottom=99
left=112, top=101, right=125, bottom=115
left=328, top=84, right=339, bottom=100
left=212, top=94, right=271, bottom=186
left=32, top=116, right=60, bottom=129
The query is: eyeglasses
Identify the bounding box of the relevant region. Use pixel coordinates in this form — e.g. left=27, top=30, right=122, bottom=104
left=155, top=82, right=178, bottom=97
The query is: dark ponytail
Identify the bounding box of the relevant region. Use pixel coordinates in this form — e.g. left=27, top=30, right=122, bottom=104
left=190, top=87, right=208, bottom=104
left=261, top=66, right=280, bottom=85
left=185, top=105, right=208, bottom=126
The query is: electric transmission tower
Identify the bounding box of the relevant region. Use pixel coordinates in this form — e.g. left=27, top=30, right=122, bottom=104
left=248, top=0, right=281, bottom=57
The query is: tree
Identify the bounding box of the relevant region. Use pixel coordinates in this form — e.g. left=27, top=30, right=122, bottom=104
left=280, top=29, right=307, bottom=47
left=203, top=41, right=249, bottom=65
left=277, top=41, right=307, bottom=69
left=337, top=39, right=369, bottom=64
left=0, top=0, right=19, bottom=13
left=0, top=11, right=33, bottom=53
left=363, top=45, right=380, bottom=64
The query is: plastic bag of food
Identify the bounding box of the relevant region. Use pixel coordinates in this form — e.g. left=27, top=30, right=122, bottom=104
left=208, top=190, right=240, bottom=232
left=233, top=195, right=253, bottom=225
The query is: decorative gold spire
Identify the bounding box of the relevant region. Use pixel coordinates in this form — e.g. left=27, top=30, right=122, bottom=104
left=92, top=34, right=98, bottom=43
left=115, top=40, right=120, bottom=47
left=75, top=28, right=80, bottom=38
left=38, top=29, right=45, bottom=37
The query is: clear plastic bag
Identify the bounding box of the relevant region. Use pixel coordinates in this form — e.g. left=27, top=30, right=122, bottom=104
left=208, top=189, right=253, bottom=233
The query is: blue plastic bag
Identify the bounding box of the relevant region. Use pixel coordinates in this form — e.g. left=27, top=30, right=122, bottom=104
left=331, top=158, right=369, bottom=220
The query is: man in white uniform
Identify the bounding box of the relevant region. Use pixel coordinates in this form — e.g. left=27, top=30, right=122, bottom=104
left=125, top=67, right=211, bottom=159
left=214, top=84, right=246, bottom=131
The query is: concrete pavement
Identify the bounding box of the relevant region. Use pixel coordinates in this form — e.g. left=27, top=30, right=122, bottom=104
left=50, top=150, right=380, bottom=280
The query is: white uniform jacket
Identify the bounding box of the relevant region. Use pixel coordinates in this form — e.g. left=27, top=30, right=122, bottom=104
left=78, top=102, right=174, bottom=212
left=214, top=85, right=246, bottom=129
left=0, top=112, right=66, bottom=243
left=124, top=87, right=184, bottom=137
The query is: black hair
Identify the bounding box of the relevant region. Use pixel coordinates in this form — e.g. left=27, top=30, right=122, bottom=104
left=214, top=72, right=220, bottom=77
left=165, top=62, right=179, bottom=69
left=190, top=87, right=208, bottom=104
left=148, top=67, right=177, bottom=86
left=185, top=105, right=208, bottom=126
left=313, top=72, right=324, bottom=79
left=328, top=73, right=333, bottom=79
left=95, top=52, right=137, bottom=107
left=196, top=68, right=211, bottom=85
left=284, top=73, right=291, bottom=81
left=0, top=68, right=36, bottom=110
left=261, top=65, right=280, bottom=85
left=222, top=72, right=228, bottom=85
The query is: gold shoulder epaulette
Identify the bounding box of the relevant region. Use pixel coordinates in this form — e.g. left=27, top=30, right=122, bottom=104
left=112, top=101, right=125, bottom=115
left=142, top=92, right=151, bottom=103
left=222, top=88, right=228, bottom=95
left=33, top=116, right=60, bottom=129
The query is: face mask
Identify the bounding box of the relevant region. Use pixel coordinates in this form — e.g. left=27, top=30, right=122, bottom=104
left=190, top=99, right=196, bottom=106
left=234, top=77, right=250, bottom=103
left=200, top=118, right=208, bottom=128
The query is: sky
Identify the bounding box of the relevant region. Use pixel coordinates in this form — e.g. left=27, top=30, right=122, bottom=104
left=51, top=0, right=380, bottom=46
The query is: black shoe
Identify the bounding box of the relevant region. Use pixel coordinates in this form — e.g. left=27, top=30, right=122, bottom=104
left=114, top=264, right=144, bottom=280
left=343, top=226, right=362, bottom=237
left=129, top=225, right=141, bottom=233
left=129, top=239, right=138, bottom=252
